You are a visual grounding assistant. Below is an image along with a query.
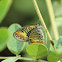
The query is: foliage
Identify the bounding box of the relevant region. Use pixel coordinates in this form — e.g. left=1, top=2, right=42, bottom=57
left=0, top=27, right=9, bottom=52
left=26, top=43, right=48, bottom=59
left=0, top=0, right=12, bottom=23
left=47, top=52, right=60, bottom=62
left=0, top=0, right=62, bottom=62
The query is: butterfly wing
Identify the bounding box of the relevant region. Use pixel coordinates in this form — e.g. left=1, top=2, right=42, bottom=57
left=13, top=25, right=37, bottom=41
left=29, top=26, right=44, bottom=43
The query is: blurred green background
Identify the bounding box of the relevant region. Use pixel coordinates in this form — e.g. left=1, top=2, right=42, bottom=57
left=0, top=0, right=62, bottom=62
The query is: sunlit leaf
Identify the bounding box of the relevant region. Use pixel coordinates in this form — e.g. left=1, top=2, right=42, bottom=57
left=26, top=43, right=48, bottom=59
left=47, top=52, right=60, bottom=62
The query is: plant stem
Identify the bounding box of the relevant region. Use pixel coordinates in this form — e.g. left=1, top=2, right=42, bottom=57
left=0, top=56, right=46, bottom=61
left=46, top=0, right=59, bottom=40
left=33, top=0, right=52, bottom=41
left=0, top=57, right=13, bottom=59
left=0, top=56, right=33, bottom=61
left=33, top=0, right=56, bottom=50
left=16, top=54, right=18, bottom=56
left=18, top=57, right=33, bottom=61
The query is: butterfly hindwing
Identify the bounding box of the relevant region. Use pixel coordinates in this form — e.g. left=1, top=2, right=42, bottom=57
left=29, top=26, right=44, bottom=43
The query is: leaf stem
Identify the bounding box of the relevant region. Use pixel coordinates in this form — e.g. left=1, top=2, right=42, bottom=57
left=46, top=0, right=59, bottom=40
left=18, top=57, right=33, bottom=61
left=0, top=56, right=48, bottom=61
left=0, top=56, right=33, bottom=61
left=0, top=57, right=13, bottom=59
left=33, top=0, right=56, bottom=50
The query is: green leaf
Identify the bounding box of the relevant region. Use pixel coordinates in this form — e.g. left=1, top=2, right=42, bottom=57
left=1, top=56, right=20, bottom=62
left=56, top=36, right=62, bottom=47
left=56, top=18, right=62, bottom=36
left=26, top=43, right=48, bottom=59
left=0, top=0, right=12, bottom=23
left=56, top=46, right=62, bottom=55
left=47, top=52, right=60, bottom=62
left=7, top=23, right=25, bottom=55
left=52, top=1, right=62, bottom=17
left=0, top=27, right=9, bottom=52
left=56, top=36, right=62, bottom=55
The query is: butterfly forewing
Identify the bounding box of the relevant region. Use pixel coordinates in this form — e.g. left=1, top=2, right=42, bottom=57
left=13, top=25, right=37, bottom=41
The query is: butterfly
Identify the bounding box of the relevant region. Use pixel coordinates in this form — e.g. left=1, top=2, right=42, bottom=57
left=13, top=24, right=44, bottom=43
